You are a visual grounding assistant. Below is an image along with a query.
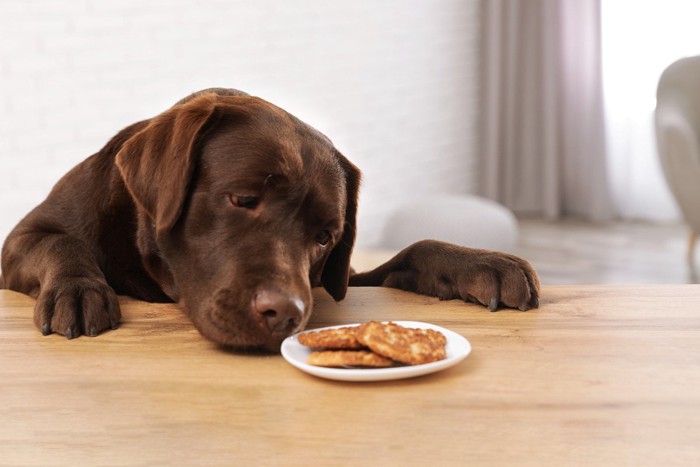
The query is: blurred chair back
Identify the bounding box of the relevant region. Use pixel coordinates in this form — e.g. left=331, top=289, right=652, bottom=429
left=655, top=55, right=700, bottom=260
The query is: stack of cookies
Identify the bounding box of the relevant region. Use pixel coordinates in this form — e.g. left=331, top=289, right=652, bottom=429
left=297, top=321, right=447, bottom=368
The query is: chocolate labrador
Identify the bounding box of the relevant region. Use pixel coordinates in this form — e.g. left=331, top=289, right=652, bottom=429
left=0, top=88, right=539, bottom=351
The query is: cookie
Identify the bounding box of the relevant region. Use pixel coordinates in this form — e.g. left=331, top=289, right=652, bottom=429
left=356, top=321, right=447, bottom=365
left=307, top=350, right=397, bottom=368
left=297, top=326, right=364, bottom=349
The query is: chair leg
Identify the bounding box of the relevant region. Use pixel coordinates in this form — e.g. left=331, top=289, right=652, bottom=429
left=688, top=231, right=698, bottom=263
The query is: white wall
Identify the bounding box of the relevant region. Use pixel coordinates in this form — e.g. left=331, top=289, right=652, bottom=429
left=0, top=0, right=480, bottom=248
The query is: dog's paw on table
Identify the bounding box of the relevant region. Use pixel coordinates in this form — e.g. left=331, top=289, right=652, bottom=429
left=350, top=240, right=540, bottom=311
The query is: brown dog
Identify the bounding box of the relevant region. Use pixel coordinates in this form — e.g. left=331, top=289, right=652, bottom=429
left=0, top=88, right=539, bottom=351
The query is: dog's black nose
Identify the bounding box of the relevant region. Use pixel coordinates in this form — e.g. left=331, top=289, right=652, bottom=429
left=254, top=289, right=305, bottom=334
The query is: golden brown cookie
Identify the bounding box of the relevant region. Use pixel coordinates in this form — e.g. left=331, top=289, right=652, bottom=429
left=307, top=350, right=397, bottom=368
left=356, top=321, right=447, bottom=365
left=297, top=326, right=364, bottom=349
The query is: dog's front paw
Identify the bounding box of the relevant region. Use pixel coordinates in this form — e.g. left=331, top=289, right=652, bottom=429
left=381, top=240, right=540, bottom=311
left=34, top=277, right=121, bottom=338
left=450, top=249, right=541, bottom=312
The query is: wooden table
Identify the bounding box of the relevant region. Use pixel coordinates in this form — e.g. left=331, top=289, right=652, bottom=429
left=1, top=285, right=699, bottom=466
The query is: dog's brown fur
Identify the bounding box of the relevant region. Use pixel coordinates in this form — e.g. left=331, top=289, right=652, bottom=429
left=0, top=88, right=539, bottom=351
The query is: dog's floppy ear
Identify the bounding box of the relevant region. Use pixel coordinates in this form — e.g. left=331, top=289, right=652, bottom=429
left=321, top=153, right=361, bottom=301
left=115, top=95, right=221, bottom=238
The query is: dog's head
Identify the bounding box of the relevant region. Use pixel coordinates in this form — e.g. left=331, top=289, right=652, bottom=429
left=115, top=89, right=359, bottom=351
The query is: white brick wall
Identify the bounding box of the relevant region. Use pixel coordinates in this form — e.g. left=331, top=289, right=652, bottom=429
left=0, top=0, right=480, bottom=249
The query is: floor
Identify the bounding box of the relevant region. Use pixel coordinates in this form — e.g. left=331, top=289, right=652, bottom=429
left=353, top=220, right=699, bottom=286
left=513, top=219, right=698, bottom=285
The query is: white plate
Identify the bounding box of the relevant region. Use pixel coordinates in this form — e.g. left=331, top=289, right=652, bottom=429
left=281, top=321, right=471, bottom=382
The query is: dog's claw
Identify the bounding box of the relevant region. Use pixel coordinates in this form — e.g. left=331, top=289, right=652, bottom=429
left=65, top=328, right=75, bottom=340
left=41, top=323, right=51, bottom=336
left=488, top=297, right=499, bottom=312
left=87, top=326, right=97, bottom=337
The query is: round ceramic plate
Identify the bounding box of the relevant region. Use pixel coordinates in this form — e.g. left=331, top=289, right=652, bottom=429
left=281, top=321, right=471, bottom=382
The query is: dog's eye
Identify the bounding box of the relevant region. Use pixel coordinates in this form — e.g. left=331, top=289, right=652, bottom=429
left=315, top=230, right=331, bottom=247
left=230, top=195, right=260, bottom=210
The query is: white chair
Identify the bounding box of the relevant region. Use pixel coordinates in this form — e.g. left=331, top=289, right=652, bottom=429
left=655, top=56, right=700, bottom=262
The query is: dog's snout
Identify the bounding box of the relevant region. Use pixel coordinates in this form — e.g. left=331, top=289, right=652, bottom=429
left=254, top=289, right=305, bottom=334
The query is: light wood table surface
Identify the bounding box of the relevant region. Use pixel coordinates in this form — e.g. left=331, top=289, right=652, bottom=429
left=1, top=285, right=700, bottom=466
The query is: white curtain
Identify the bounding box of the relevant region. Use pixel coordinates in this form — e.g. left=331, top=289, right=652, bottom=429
left=479, top=0, right=615, bottom=221
left=602, top=0, right=700, bottom=223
